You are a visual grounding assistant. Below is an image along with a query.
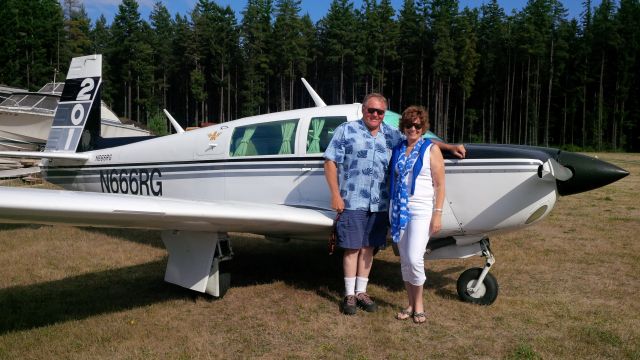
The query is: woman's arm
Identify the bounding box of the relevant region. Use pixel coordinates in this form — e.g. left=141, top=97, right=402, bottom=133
left=429, top=145, right=445, bottom=235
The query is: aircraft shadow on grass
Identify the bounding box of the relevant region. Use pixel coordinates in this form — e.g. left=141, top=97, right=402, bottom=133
left=0, top=260, right=182, bottom=334
left=0, top=239, right=460, bottom=334
left=83, top=227, right=466, bottom=304
left=0, top=224, right=43, bottom=231
left=83, top=227, right=165, bottom=249
left=225, top=240, right=465, bottom=308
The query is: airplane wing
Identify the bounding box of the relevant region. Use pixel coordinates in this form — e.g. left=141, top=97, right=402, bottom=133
left=0, top=187, right=334, bottom=237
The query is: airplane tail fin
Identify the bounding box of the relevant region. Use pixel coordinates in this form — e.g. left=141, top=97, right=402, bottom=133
left=44, top=54, right=102, bottom=153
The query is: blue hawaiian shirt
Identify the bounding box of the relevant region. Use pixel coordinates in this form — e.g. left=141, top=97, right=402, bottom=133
left=324, top=119, right=403, bottom=212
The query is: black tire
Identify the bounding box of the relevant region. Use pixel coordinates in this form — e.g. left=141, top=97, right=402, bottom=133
left=456, top=268, right=499, bottom=305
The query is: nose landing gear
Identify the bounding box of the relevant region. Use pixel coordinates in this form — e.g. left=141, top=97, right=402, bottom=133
left=456, top=239, right=499, bottom=305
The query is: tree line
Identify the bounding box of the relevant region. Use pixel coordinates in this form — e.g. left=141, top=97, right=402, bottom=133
left=0, top=0, right=638, bottom=151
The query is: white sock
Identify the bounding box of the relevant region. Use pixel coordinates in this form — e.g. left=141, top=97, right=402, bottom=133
left=344, top=277, right=356, bottom=296
left=355, top=277, right=369, bottom=295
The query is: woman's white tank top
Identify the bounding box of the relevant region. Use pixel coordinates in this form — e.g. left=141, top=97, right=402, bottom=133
left=407, top=143, right=435, bottom=211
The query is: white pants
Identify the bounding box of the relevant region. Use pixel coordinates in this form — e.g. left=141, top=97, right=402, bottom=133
left=398, top=209, right=431, bottom=286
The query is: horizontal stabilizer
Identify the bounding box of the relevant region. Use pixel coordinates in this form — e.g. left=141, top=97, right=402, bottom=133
left=0, top=151, right=89, bottom=162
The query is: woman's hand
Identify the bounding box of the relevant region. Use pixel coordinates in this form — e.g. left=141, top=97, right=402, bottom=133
left=429, top=213, right=442, bottom=236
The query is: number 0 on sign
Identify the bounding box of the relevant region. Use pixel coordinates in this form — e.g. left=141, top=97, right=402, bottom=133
left=71, top=104, right=84, bottom=126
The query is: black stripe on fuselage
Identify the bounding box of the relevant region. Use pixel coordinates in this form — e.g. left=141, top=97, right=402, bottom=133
left=43, top=143, right=554, bottom=171
left=42, top=143, right=556, bottom=171
left=43, top=156, right=542, bottom=185
left=43, top=155, right=325, bottom=171
left=43, top=156, right=542, bottom=173
left=43, top=158, right=324, bottom=178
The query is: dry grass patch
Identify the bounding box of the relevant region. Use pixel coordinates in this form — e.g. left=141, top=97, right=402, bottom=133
left=0, top=152, right=638, bottom=359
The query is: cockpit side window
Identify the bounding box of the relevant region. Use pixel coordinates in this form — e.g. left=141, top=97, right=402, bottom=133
left=306, top=116, right=347, bottom=154
left=230, top=118, right=299, bottom=157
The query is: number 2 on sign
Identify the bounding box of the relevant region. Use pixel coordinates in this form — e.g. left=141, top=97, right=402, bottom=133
left=77, top=78, right=95, bottom=101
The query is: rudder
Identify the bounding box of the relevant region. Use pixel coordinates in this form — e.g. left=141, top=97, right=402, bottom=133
left=45, top=55, right=102, bottom=153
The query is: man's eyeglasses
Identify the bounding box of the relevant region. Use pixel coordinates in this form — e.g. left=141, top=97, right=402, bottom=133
left=404, top=123, right=423, bottom=130
left=366, top=108, right=385, bottom=116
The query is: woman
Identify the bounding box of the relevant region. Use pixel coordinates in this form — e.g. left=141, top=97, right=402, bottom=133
left=389, top=105, right=445, bottom=324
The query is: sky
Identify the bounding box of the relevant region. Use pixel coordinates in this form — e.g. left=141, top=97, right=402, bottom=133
left=84, top=0, right=602, bottom=25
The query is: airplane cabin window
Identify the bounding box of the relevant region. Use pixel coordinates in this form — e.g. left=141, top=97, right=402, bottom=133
left=230, top=119, right=299, bottom=157
left=306, top=116, right=347, bottom=154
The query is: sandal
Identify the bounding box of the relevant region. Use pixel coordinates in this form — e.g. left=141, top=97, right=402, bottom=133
left=412, top=312, right=426, bottom=324
left=396, top=308, right=413, bottom=320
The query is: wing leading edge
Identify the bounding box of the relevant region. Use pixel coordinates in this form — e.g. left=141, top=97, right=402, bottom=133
left=0, top=187, right=334, bottom=238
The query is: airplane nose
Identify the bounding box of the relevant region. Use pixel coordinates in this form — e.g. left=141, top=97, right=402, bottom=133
left=555, top=151, right=629, bottom=196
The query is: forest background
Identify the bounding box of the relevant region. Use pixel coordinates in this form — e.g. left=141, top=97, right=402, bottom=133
left=0, top=0, right=638, bottom=151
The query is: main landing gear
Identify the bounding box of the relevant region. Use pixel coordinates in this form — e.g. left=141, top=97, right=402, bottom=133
left=161, top=231, right=233, bottom=298
left=456, top=239, right=499, bottom=305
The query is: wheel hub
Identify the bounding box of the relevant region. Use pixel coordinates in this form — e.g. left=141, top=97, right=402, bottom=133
left=466, top=280, right=486, bottom=298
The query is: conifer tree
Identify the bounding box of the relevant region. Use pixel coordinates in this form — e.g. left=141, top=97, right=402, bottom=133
left=240, top=0, right=273, bottom=116
left=150, top=2, right=174, bottom=111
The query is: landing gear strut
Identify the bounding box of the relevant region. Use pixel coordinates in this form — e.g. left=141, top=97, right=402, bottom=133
left=456, top=238, right=499, bottom=305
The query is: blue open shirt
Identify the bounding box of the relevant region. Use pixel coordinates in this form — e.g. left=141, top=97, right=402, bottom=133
left=323, top=119, right=403, bottom=212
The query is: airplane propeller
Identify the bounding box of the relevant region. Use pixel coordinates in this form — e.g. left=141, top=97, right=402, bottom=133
left=554, top=151, right=629, bottom=196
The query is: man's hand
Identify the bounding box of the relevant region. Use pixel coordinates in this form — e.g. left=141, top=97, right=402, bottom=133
left=433, top=140, right=466, bottom=159
left=451, top=144, right=466, bottom=158
left=324, top=160, right=345, bottom=213
left=331, top=193, right=345, bottom=213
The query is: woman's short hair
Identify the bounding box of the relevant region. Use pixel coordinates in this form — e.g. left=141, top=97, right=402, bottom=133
left=400, top=105, right=429, bottom=131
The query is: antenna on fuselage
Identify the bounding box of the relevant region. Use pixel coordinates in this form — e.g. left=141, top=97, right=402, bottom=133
left=301, top=78, right=326, bottom=107
left=163, top=109, right=185, bottom=133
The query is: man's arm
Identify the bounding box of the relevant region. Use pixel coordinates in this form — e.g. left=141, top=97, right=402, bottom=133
left=324, top=160, right=345, bottom=212
left=431, top=139, right=466, bottom=159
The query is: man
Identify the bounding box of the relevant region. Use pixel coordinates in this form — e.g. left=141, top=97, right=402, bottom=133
left=323, top=93, right=465, bottom=315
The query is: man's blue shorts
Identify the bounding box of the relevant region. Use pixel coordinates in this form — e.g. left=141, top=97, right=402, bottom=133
left=336, top=210, right=388, bottom=250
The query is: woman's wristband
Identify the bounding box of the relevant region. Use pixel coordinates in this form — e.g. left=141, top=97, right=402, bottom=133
left=433, top=208, right=443, bottom=213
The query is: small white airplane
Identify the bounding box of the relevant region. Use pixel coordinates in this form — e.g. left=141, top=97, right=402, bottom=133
left=0, top=55, right=629, bottom=304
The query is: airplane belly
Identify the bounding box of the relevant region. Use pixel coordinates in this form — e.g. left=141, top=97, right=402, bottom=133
left=445, top=160, right=557, bottom=235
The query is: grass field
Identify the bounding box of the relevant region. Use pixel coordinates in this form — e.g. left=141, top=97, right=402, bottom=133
left=0, top=153, right=638, bottom=359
